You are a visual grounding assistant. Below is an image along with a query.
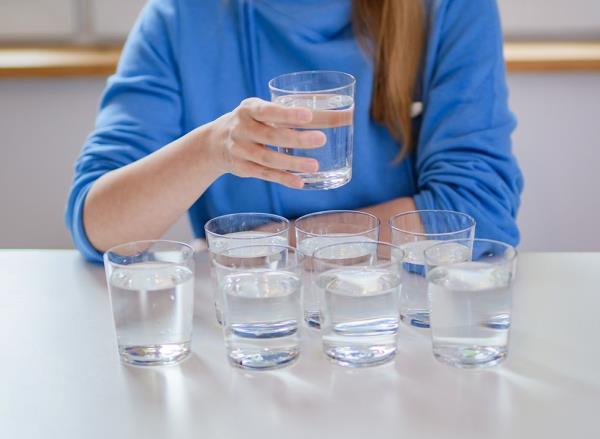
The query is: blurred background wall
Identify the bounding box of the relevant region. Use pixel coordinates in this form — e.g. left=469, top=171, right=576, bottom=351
left=0, top=0, right=599, bottom=251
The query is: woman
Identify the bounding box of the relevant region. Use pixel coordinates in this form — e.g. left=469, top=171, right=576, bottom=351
left=66, top=0, right=523, bottom=262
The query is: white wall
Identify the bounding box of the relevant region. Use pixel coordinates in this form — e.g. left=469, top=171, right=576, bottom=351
left=499, top=0, right=600, bottom=39
left=90, top=0, right=147, bottom=40
left=1, top=0, right=600, bottom=43
left=0, top=0, right=147, bottom=43
left=508, top=73, right=600, bottom=251
left=1, top=73, right=599, bottom=251
left=0, top=79, right=99, bottom=249
left=0, top=78, right=192, bottom=250
left=0, top=0, right=75, bottom=41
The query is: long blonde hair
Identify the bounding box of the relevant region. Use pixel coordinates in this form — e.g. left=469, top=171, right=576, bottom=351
left=352, top=0, right=426, bottom=158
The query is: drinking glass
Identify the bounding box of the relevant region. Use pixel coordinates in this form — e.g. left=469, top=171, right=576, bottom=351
left=295, top=210, right=380, bottom=329
left=104, top=240, right=195, bottom=366
left=269, top=70, right=356, bottom=190
left=214, top=245, right=302, bottom=370
left=314, top=242, right=404, bottom=367
left=204, top=213, right=290, bottom=324
left=424, top=239, right=517, bottom=368
left=389, top=210, right=475, bottom=328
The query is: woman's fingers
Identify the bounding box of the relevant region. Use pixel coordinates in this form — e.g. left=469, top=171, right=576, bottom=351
left=244, top=119, right=326, bottom=149
left=222, top=97, right=326, bottom=188
left=236, top=98, right=326, bottom=149
left=242, top=98, right=313, bottom=126
left=237, top=143, right=319, bottom=173
left=236, top=160, right=305, bottom=189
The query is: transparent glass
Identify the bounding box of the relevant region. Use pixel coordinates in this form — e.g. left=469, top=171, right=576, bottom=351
left=204, top=213, right=290, bottom=324
left=389, top=210, right=475, bottom=328
left=269, top=70, right=356, bottom=190
left=314, top=242, right=404, bottom=368
left=214, top=245, right=302, bottom=370
left=425, top=239, right=517, bottom=369
left=295, top=210, right=380, bottom=329
left=104, top=240, right=195, bottom=366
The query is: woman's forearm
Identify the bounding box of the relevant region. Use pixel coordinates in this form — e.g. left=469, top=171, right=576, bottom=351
left=359, top=197, right=416, bottom=243
left=83, top=124, right=222, bottom=252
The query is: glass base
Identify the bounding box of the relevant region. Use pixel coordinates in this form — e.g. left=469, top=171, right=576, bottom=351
left=324, top=344, right=396, bottom=368
left=294, top=168, right=351, bottom=190
left=228, top=347, right=299, bottom=371
left=433, top=344, right=507, bottom=369
left=401, top=311, right=430, bottom=329
left=119, top=342, right=191, bottom=366
left=304, top=311, right=321, bottom=329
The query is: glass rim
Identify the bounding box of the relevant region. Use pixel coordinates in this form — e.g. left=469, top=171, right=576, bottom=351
left=103, top=239, right=194, bottom=262
left=268, top=70, right=356, bottom=95
left=312, top=240, right=404, bottom=261
left=211, top=244, right=299, bottom=271
left=423, top=238, right=518, bottom=266
left=204, top=212, right=290, bottom=240
left=295, top=210, right=380, bottom=238
left=389, top=209, right=476, bottom=238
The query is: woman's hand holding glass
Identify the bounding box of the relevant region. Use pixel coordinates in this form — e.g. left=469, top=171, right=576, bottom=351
left=207, top=97, right=326, bottom=189
left=81, top=98, right=324, bottom=253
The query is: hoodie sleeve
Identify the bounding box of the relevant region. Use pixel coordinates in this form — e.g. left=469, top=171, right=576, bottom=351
left=413, top=0, right=523, bottom=245
left=65, top=0, right=182, bottom=262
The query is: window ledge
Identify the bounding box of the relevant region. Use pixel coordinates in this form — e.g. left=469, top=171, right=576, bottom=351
left=504, top=41, right=600, bottom=71
left=0, top=41, right=599, bottom=78
left=0, top=46, right=120, bottom=78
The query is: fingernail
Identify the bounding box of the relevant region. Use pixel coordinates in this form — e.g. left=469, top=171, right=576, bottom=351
left=293, top=179, right=305, bottom=189
left=311, top=132, right=326, bottom=145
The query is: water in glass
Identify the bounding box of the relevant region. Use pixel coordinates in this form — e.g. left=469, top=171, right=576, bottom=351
left=223, top=270, right=301, bottom=370
left=397, top=239, right=441, bottom=328
left=274, top=93, right=353, bottom=189
left=319, top=268, right=400, bottom=367
left=298, top=235, right=374, bottom=328
left=428, top=261, right=511, bottom=368
left=209, top=232, right=288, bottom=323
left=400, top=240, right=471, bottom=328
left=109, top=262, right=194, bottom=366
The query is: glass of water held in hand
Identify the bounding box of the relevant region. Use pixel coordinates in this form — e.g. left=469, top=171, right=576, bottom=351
left=104, top=240, right=195, bottom=366
left=269, top=70, right=355, bottom=190
left=214, top=245, right=302, bottom=370
left=314, top=242, right=404, bottom=367
left=390, top=210, right=475, bottom=329
left=295, top=210, right=380, bottom=329
left=425, top=239, right=517, bottom=368
left=204, top=213, right=290, bottom=325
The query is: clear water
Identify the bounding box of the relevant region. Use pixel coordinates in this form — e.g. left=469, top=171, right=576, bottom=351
left=428, top=262, right=512, bottom=368
left=207, top=232, right=288, bottom=324
left=397, top=240, right=441, bottom=328
left=297, top=236, right=376, bottom=329
left=318, top=268, right=400, bottom=367
left=208, top=232, right=288, bottom=255
left=275, top=93, right=353, bottom=190
left=399, top=240, right=470, bottom=328
left=109, top=262, right=194, bottom=366
left=222, top=270, right=301, bottom=370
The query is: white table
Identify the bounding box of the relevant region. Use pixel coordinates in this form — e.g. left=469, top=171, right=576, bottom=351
left=1, top=250, right=599, bottom=438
